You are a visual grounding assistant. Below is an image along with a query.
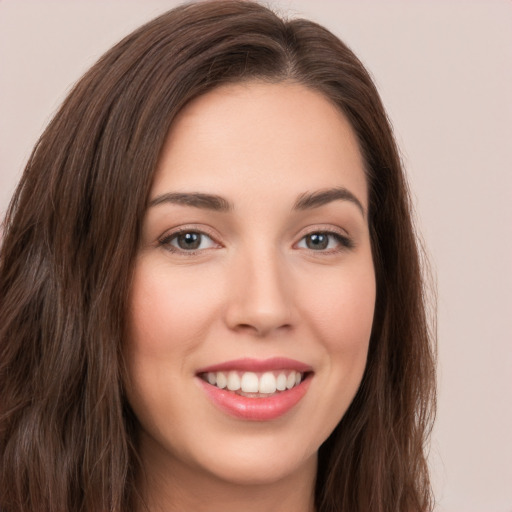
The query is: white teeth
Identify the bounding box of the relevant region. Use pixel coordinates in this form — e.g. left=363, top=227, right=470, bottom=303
left=276, top=373, right=287, bottom=391
left=216, top=371, right=227, bottom=389
left=286, top=372, right=295, bottom=390
left=204, top=369, right=306, bottom=394
left=259, top=372, right=277, bottom=394
left=227, top=371, right=241, bottom=391
left=240, top=372, right=259, bottom=393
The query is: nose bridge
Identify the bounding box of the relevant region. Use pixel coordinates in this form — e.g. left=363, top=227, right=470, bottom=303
left=225, top=241, right=294, bottom=335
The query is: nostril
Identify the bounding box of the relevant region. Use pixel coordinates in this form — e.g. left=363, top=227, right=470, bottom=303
left=232, top=322, right=292, bottom=337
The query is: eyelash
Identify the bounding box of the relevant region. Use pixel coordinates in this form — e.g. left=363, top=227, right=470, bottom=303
left=296, top=231, right=354, bottom=252
left=158, top=228, right=354, bottom=255
left=158, top=228, right=219, bottom=255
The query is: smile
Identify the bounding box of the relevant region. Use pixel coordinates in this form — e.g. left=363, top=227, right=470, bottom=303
left=196, top=358, right=313, bottom=420
left=200, top=370, right=304, bottom=395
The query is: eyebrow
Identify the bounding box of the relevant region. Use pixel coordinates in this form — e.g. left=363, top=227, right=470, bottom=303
left=293, top=187, right=366, bottom=217
left=148, top=192, right=232, bottom=212
left=148, top=186, right=365, bottom=217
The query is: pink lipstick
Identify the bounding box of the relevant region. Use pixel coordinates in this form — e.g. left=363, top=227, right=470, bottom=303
left=196, top=357, right=313, bottom=421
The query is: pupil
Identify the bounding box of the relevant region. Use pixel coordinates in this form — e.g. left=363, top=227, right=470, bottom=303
left=307, top=233, right=328, bottom=250
left=178, top=232, right=200, bottom=250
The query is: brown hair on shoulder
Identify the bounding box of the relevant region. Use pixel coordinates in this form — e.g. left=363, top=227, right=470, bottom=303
left=0, top=2, right=436, bottom=511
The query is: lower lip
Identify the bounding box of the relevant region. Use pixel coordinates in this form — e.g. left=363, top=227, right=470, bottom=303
left=198, top=376, right=312, bottom=421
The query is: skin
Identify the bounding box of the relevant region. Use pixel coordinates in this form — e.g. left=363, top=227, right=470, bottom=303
left=125, top=81, right=376, bottom=512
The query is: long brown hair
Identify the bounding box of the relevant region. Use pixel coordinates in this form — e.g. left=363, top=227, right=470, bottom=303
left=0, top=2, right=436, bottom=511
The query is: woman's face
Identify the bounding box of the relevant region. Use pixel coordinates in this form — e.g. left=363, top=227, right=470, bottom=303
left=125, top=82, right=375, bottom=487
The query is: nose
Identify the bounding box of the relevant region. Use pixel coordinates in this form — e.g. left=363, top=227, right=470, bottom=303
left=224, top=248, right=295, bottom=337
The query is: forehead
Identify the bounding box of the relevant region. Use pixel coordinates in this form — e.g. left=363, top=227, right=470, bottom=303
left=153, top=81, right=368, bottom=209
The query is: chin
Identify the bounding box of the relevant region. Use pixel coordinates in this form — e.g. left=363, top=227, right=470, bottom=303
left=204, top=452, right=316, bottom=487
left=185, top=431, right=319, bottom=487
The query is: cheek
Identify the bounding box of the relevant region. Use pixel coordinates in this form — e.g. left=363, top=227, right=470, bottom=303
left=308, top=267, right=376, bottom=336
left=127, top=260, right=224, bottom=356
left=293, top=260, right=375, bottom=444
left=123, top=260, right=225, bottom=434
left=303, top=263, right=376, bottom=352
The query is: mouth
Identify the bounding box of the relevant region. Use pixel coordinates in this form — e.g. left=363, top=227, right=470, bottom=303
left=196, top=358, right=313, bottom=420
left=198, top=369, right=310, bottom=397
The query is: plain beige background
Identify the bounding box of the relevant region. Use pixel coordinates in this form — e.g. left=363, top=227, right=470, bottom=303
left=1, top=1, right=511, bottom=511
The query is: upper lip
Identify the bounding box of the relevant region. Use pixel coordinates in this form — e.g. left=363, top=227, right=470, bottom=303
left=196, top=357, right=313, bottom=374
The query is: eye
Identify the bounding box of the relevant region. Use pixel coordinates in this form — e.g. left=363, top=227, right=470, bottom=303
left=297, top=231, right=353, bottom=251
left=160, top=230, right=218, bottom=253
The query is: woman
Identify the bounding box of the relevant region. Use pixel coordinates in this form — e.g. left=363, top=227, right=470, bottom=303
left=0, top=1, right=436, bottom=511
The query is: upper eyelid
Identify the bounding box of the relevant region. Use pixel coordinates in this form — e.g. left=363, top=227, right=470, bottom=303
left=159, top=225, right=220, bottom=242
left=295, top=224, right=351, bottom=239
